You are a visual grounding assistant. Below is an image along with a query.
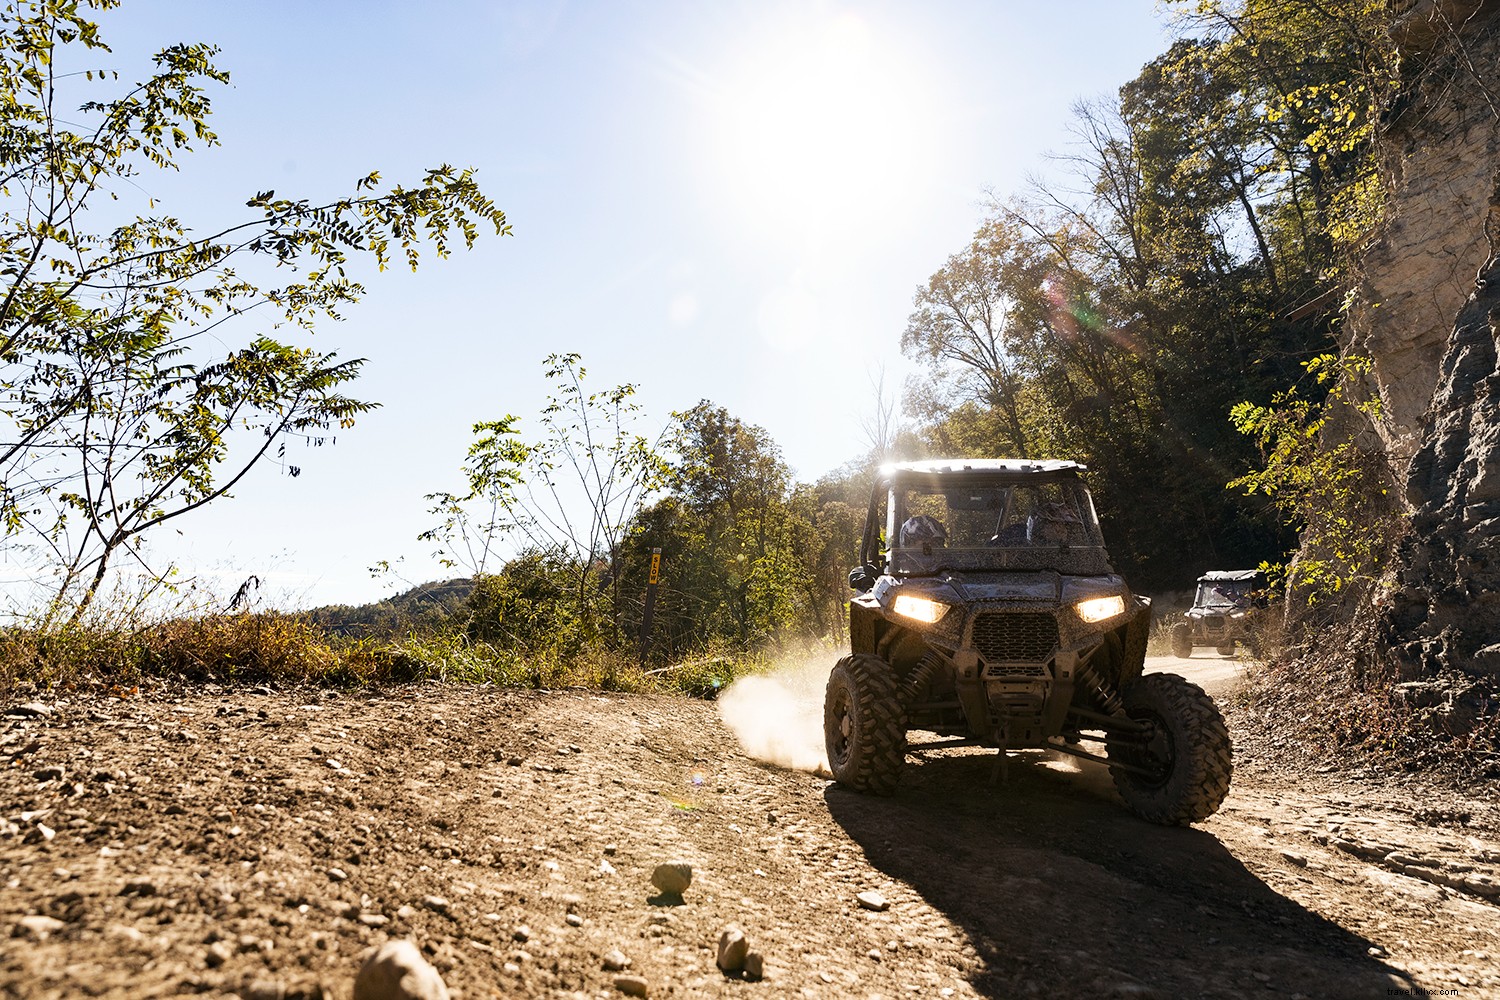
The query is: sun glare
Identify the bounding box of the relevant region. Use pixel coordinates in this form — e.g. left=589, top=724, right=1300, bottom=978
left=709, top=11, right=935, bottom=240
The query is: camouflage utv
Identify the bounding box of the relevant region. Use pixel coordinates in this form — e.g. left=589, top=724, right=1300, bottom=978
left=1170, top=570, right=1266, bottom=658
left=825, top=459, right=1232, bottom=826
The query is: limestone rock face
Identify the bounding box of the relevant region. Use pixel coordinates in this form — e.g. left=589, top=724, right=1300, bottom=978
left=1343, top=3, right=1500, bottom=462
left=1345, top=4, right=1500, bottom=725
left=1387, top=242, right=1500, bottom=697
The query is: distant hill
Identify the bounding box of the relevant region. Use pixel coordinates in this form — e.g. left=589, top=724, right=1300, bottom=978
left=304, top=577, right=476, bottom=637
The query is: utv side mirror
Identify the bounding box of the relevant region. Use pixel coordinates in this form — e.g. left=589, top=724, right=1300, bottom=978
left=848, top=565, right=877, bottom=593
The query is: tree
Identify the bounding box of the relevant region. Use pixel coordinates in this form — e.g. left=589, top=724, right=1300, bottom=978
left=423, top=353, right=666, bottom=650
left=0, top=0, right=509, bottom=621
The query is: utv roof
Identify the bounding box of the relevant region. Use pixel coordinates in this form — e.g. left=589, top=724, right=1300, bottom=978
left=1198, top=569, right=1263, bottom=582
left=884, top=459, right=1086, bottom=477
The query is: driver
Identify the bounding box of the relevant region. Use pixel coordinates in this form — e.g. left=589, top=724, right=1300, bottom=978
left=899, top=514, right=947, bottom=550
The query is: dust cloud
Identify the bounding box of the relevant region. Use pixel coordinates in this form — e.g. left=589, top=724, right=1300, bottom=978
left=716, top=647, right=835, bottom=774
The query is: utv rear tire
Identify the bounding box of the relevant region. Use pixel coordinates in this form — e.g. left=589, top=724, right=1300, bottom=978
left=824, top=654, right=906, bottom=796
left=1169, top=622, right=1193, bottom=659
left=1108, top=673, right=1232, bottom=825
left=1216, top=644, right=1236, bottom=657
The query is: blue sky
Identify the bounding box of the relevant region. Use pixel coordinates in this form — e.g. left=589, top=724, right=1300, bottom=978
left=83, top=0, right=1175, bottom=608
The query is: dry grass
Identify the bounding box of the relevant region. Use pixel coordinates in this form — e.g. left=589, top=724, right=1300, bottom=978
left=0, top=611, right=756, bottom=701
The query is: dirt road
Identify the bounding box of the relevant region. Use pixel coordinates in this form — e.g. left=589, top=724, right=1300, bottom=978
left=1, top=654, right=1497, bottom=999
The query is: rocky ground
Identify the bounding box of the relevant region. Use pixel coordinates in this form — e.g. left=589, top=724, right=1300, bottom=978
left=2, top=655, right=1498, bottom=999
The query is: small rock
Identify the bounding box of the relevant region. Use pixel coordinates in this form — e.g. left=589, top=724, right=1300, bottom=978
left=512, top=925, right=530, bottom=942
left=238, top=979, right=287, bottom=1000
left=6, top=703, right=51, bottom=718
left=205, top=940, right=233, bottom=968
left=1278, top=850, right=1308, bottom=868
left=856, top=890, right=889, bottom=911
left=354, top=939, right=451, bottom=1000
left=716, top=925, right=749, bottom=973
left=613, top=974, right=649, bottom=997
left=651, top=861, right=692, bottom=895
left=33, top=766, right=65, bottom=782
left=420, top=895, right=449, bottom=913
left=327, top=868, right=349, bottom=882
left=15, top=914, right=65, bottom=940
left=359, top=913, right=390, bottom=928
left=604, top=844, right=618, bottom=856
left=602, top=949, right=632, bottom=972
left=506, top=757, right=523, bottom=767
left=867, top=948, right=882, bottom=962
left=743, top=952, right=765, bottom=980
left=566, top=913, right=584, bottom=927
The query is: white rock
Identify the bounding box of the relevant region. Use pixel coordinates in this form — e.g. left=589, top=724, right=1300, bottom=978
left=651, top=861, right=692, bottom=895
left=15, top=914, right=64, bottom=940
left=857, top=890, right=889, bottom=911
left=602, top=948, right=631, bottom=971
left=354, top=939, right=451, bottom=1000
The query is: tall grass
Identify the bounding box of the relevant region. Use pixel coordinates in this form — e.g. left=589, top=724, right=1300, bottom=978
left=0, top=610, right=768, bottom=699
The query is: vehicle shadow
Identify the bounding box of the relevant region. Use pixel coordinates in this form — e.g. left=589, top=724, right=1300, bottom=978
left=822, top=748, right=1416, bottom=999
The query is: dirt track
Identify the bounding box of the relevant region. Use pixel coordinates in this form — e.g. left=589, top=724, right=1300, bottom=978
left=2, top=654, right=1498, bottom=999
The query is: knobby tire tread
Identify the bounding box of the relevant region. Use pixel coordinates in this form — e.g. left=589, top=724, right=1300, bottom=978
left=1110, top=672, right=1232, bottom=826
left=825, top=654, right=906, bottom=796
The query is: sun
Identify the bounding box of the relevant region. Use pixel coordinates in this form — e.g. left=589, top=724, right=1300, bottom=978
left=707, top=10, right=935, bottom=241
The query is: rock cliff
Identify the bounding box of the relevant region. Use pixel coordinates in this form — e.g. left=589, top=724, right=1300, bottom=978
left=1345, top=0, right=1500, bottom=461
left=1371, top=1, right=1500, bottom=709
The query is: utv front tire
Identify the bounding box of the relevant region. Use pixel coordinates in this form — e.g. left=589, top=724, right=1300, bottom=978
left=1108, top=673, right=1231, bottom=825
left=1170, top=622, right=1194, bottom=659
left=1215, top=643, right=1236, bottom=657
left=824, top=654, right=906, bottom=795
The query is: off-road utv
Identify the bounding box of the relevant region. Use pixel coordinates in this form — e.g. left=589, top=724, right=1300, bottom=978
left=1170, top=570, right=1266, bottom=658
left=825, top=459, right=1232, bottom=825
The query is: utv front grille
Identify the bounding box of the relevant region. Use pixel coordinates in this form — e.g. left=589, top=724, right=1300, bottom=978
left=972, top=612, right=1060, bottom=663
left=1203, top=615, right=1225, bottom=629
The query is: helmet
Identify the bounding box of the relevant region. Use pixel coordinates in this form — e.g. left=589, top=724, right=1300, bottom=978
left=899, top=514, right=947, bottom=549
left=1028, top=502, right=1081, bottom=545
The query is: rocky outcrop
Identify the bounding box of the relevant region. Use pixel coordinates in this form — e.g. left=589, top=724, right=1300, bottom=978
left=1387, top=241, right=1500, bottom=688
left=1374, top=3, right=1500, bottom=715
left=1343, top=0, right=1500, bottom=462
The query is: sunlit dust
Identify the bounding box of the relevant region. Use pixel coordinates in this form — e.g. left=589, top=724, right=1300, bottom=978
left=717, top=645, right=837, bottom=774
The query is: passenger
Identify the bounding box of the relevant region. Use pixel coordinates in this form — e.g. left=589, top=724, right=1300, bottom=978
left=1027, top=502, right=1082, bottom=546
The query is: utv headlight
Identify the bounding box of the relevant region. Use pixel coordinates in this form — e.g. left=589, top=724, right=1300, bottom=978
left=1075, top=595, right=1125, bottom=623
left=893, top=594, right=950, bottom=624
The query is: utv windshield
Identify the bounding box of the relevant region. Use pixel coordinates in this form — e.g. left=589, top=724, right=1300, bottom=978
left=1194, top=580, right=1254, bottom=610
left=886, top=477, right=1110, bottom=575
